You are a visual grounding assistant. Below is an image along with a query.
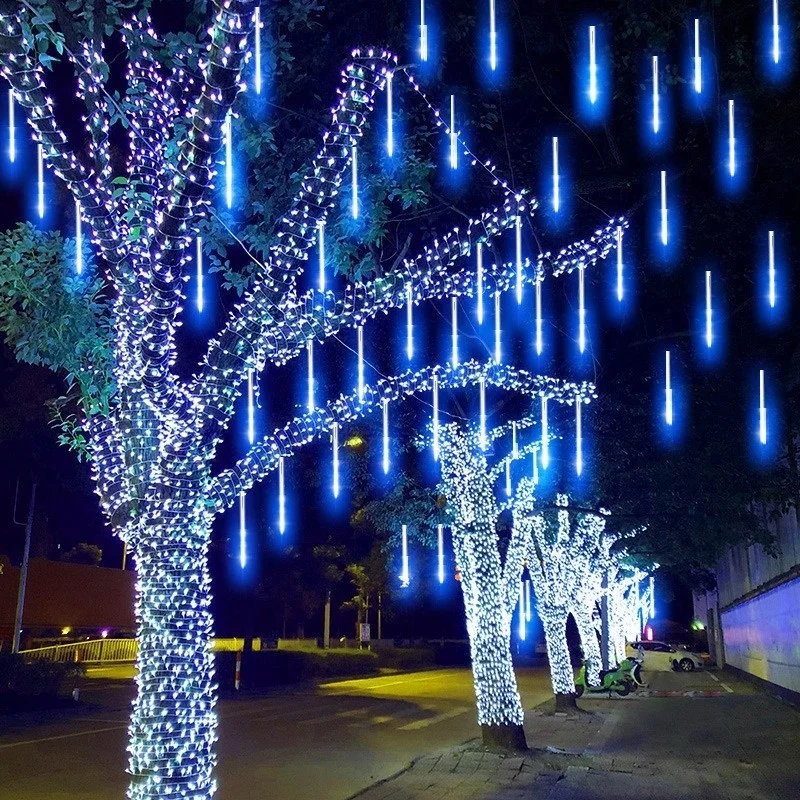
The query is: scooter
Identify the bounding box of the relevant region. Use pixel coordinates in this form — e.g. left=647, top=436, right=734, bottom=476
left=617, top=652, right=647, bottom=688
left=574, top=661, right=632, bottom=697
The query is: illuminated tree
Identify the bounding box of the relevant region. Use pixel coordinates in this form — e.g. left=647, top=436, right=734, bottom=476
left=512, top=485, right=612, bottom=709
left=0, top=2, right=623, bottom=794
left=605, top=561, right=652, bottom=666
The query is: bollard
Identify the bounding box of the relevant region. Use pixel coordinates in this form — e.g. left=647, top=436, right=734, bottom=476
left=234, top=650, right=242, bottom=691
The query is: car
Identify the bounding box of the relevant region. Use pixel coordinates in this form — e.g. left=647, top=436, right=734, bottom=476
left=626, top=640, right=704, bottom=672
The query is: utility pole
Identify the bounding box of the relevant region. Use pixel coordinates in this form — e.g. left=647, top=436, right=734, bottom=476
left=323, top=590, right=331, bottom=649
left=12, top=482, right=36, bottom=655
left=377, top=592, right=382, bottom=641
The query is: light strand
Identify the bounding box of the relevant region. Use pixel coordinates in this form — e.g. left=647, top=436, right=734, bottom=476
left=420, top=0, right=428, bottom=62
left=578, top=266, right=586, bottom=353
left=432, top=372, right=440, bottom=461
left=489, top=0, right=497, bottom=71
left=318, top=220, right=326, bottom=292
left=37, top=143, right=44, bottom=218
left=247, top=369, right=255, bottom=445
left=479, top=376, right=487, bottom=450
left=518, top=585, right=526, bottom=640
left=773, top=0, right=781, bottom=64
left=254, top=6, right=262, bottom=94
left=535, top=280, right=543, bottom=355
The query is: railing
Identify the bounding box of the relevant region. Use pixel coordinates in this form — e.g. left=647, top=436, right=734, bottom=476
left=19, top=638, right=138, bottom=664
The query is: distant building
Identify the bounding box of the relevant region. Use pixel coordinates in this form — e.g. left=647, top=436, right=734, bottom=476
left=694, top=507, right=800, bottom=700
left=0, top=555, right=135, bottom=649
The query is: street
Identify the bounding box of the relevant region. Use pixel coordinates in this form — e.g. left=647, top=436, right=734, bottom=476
left=0, top=668, right=555, bottom=800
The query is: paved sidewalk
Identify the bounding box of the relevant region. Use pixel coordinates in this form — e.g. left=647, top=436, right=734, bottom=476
left=353, top=670, right=800, bottom=800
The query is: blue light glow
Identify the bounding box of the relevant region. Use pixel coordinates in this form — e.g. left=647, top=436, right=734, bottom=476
left=278, top=456, right=286, bottom=534
left=652, top=56, right=660, bottom=134
left=535, top=280, right=543, bottom=355
left=75, top=200, right=83, bottom=275
left=576, top=20, right=609, bottom=121
left=660, top=170, right=668, bottom=246
left=665, top=350, right=673, bottom=426
left=437, top=524, right=445, bottom=584
left=769, top=230, right=776, bottom=308
left=37, top=143, right=44, bottom=219
left=515, top=215, right=523, bottom=303
left=773, top=0, right=781, bottom=64
left=195, top=236, right=203, bottom=311
left=386, top=72, right=394, bottom=157
left=494, top=291, right=501, bottom=363
left=400, top=524, right=410, bottom=587
left=588, top=26, right=598, bottom=104
left=759, top=369, right=767, bottom=445
left=728, top=99, right=736, bottom=177
left=449, top=95, right=458, bottom=169
left=541, top=396, right=549, bottom=468
left=616, top=225, right=624, bottom=302
left=307, top=340, right=314, bottom=413
left=649, top=576, right=655, bottom=619
left=476, top=243, right=484, bottom=324
left=451, top=296, right=459, bottom=366
left=351, top=145, right=359, bottom=218
left=432, top=374, right=440, bottom=461
left=332, top=422, right=340, bottom=498
left=382, top=399, right=390, bottom=474
left=489, top=0, right=497, bottom=71
left=357, top=325, right=365, bottom=402
left=224, top=111, right=233, bottom=209
left=479, top=376, right=487, bottom=450
left=7, top=90, right=14, bottom=163
left=694, top=19, right=702, bottom=93
left=419, top=0, right=428, bottom=62
left=406, top=282, right=413, bottom=360
left=578, top=267, right=586, bottom=353
left=254, top=6, right=262, bottom=94
left=705, top=270, right=713, bottom=348
left=575, top=401, right=583, bottom=476
left=552, top=136, right=560, bottom=212
left=247, top=369, right=255, bottom=445
left=238, top=492, right=247, bottom=569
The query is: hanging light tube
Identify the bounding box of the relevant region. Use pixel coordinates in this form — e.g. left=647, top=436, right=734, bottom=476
left=660, top=170, right=668, bottom=246
left=705, top=271, right=713, bottom=348
left=535, top=280, right=543, bottom=355
left=525, top=580, right=532, bottom=621
left=420, top=0, right=428, bottom=62
left=406, top=282, right=413, bottom=360
left=476, top=243, right=484, bottom=324
left=494, top=291, right=501, bottom=363
left=541, top=396, right=549, bottom=469
left=332, top=422, right=340, bottom=498
left=432, top=373, right=440, bottom=461
left=278, top=456, right=286, bottom=534
left=307, top=340, right=314, bottom=413
left=588, top=25, right=598, bottom=104
left=515, top=215, right=523, bottom=304
left=512, top=421, right=519, bottom=459
left=518, top=586, right=526, bottom=640
left=773, top=0, right=781, bottom=64
left=768, top=230, right=776, bottom=308
left=437, top=525, right=445, bottom=584
left=652, top=56, right=660, bottom=134
left=75, top=200, right=83, bottom=275
left=728, top=99, right=736, bottom=177
left=575, top=401, right=583, bottom=476
left=552, top=136, right=560, bottom=213
left=449, top=95, right=458, bottom=169
left=479, top=376, right=487, bottom=450
left=8, top=89, right=14, bottom=163
left=578, top=266, right=586, bottom=353
left=505, top=459, right=512, bottom=496
left=224, top=110, right=233, bottom=209
left=357, top=325, right=365, bottom=402
left=665, top=350, right=673, bottom=426
left=254, top=6, right=262, bottom=94
left=195, top=236, right=203, bottom=311
left=489, top=0, right=498, bottom=71
left=760, top=369, right=767, bottom=445
left=318, top=220, right=326, bottom=292
left=247, top=369, right=255, bottom=444
left=238, top=492, right=247, bottom=569
left=400, top=524, right=410, bottom=586
left=451, top=295, right=459, bottom=366
left=37, top=143, right=44, bottom=219
left=532, top=449, right=539, bottom=484
left=351, top=145, right=359, bottom=219
left=386, top=72, right=394, bottom=157
left=693, top=19, right=702, bottom=94
left=616, top=225, right=624, bottom=302
left=382, top=399, right=390, bottom=474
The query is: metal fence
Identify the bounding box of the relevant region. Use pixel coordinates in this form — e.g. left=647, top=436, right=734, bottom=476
left=19, top=638, right=138, bottom=664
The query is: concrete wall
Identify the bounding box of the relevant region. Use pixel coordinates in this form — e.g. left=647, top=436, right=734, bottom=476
left=720, top=577, right=800, bottom=693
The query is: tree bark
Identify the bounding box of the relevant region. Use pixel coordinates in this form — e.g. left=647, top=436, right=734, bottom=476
left=541, top=609, right=575, bottom=698
left=573, top=606, right=602, bottom=686
left=127, top=494, right=216, bottom=800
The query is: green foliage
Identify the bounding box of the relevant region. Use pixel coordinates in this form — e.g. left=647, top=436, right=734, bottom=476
left=59, top=542, right=103, bottom=565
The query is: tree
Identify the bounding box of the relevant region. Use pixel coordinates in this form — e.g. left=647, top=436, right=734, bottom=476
left=0, top=4, right=621, bottom=793
left=60, top=542, right=103, bottom=565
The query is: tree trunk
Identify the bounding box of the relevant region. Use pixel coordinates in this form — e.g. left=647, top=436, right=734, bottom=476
left=541, top=609, right=576, bottom=699
left=127, top=500, right=216, bottom=800
left=573, top=606, right=602, bottom=686
left=456, top=534, right=527, bottom=751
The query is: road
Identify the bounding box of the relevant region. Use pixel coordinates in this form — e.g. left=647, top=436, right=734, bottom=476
left=0, top=668, right=554, bottom=800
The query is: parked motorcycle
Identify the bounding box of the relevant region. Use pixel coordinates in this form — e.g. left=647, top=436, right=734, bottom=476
left=617, top=653, right=647, bottom=688
left=574, top=661, right=632, bottom=697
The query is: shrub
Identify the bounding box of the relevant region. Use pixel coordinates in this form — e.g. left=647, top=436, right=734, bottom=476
left=0, top=652, right=83, bottom=705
